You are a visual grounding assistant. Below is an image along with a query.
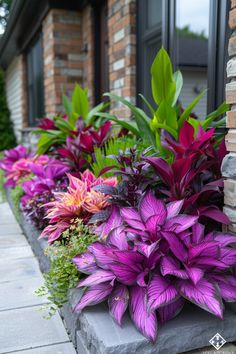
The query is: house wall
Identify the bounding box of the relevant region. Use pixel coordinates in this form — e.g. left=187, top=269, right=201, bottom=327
left=42, top=9, right=84, bottom=115
left=179, top=69, right=207, bottom=119
left=5, top=56, right=27, bottom=141
left=107, top=0, right=136, bottom=118
left=222, top=0, right=236, bottom=233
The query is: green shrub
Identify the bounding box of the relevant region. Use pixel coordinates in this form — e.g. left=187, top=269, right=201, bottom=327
left=0, top=69, right=16, bottom=151
left=10, top=185, right=24, bottom=221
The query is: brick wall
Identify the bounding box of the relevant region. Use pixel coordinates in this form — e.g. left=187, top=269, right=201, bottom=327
left=222, top=0, right=236, bottom=233
left=42, top=9, right=84, bottom=115
left=107, top=0, right=136, bottom=118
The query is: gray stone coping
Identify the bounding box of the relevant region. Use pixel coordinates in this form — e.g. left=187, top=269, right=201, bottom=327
left=6, top=192, right=236, bottom=354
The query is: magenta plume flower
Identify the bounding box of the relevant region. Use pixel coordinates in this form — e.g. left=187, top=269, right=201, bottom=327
left=0, top=145, right=49, bottom=188
left=40, top=170, right=117, bottom=243
left=73, top=192, right=236, bottom=342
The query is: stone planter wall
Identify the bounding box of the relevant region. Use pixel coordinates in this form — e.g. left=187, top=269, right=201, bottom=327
left=6, top=192, right=236, bottom=354
left=223, top=0, right=236, bottom=232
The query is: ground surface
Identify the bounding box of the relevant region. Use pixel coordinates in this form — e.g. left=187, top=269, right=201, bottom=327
left=0, top=202, right=76, bottom=354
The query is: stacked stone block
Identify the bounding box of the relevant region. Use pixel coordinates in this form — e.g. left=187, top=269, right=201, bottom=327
left=222, top=0, right=236, bottom=233
left=107, top=0, right=136, bottom=118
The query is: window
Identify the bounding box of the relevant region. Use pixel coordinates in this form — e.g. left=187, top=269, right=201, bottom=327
left=94, top=0, right=109, bottom=104
left=26, top=34, right=44, bottom=126
left=137, top=0, right=230, bottom=115
left=137, top=0, right=163, bottom=109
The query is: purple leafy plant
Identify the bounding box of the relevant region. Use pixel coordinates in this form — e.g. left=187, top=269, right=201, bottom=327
left=73, top=192, right=236, bottom=342
left=21, top=159, right=70, bottom=229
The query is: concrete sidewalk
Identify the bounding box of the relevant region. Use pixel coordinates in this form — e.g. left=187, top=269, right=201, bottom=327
left=0, top=202, right=76, bottom=354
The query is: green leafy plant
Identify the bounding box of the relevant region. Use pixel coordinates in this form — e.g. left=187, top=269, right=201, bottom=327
left=0, top=153, right=5, bottom=202
left=34, top=83, right=109, bottom=155
left=91, top=136, right=139, bottom=177
left=10, top=184, right=24, bottom=221
left=36, top=219, right=97, bottom=317
left=0, top=70, right=16, bottom=151
left=98, top=48, right=228, bottom=160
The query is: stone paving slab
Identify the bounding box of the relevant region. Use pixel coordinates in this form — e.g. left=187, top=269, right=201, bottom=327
left=0, top=306, right=70, bottom=353
left=0, top=276, right=46, bottom=311
left=0, top=215, right=17, bottom=224
left=12, top=342, right=77, bottom=354
left=184, top=343, right=236, bottom=353
left=1, top=245, right=34, bottom=259
left=0, top=233, right=29, bottom=248
left=0, top=256, right=42, bottom=282
left=0, top=224, right=22, bottom=234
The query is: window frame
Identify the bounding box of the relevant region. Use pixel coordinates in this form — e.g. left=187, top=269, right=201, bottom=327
left=136, top=0, right=229, bottom=114
left=26, top=32, right=45, bottom=127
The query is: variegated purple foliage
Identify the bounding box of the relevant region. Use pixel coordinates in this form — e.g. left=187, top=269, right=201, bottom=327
left=73, top=192, right=236, bottom=342
left=21, top=159, right=70, bottom=229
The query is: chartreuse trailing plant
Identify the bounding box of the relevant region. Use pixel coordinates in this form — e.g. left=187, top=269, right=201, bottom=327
left=36, top=219, right=97, bottom=317
left=99, top=47, right=228, bottom=160
left=73, top=192, right=236, bottom=342
left=34, top=83, right=110, bottom=155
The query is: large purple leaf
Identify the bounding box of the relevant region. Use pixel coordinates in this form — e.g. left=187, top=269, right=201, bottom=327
left=120, top=207, right=144, bottom=230
left=166, top=200, right=184, bottom=219
left=144, top=157, right=174, bottom=186
left=147, top=274, right=179, bottom=311
left=160, top=256, right=188, bottom=279
left=164, top=215, right=198, bottom=233
left=219, top=248, right=236, bottom=267
left=107, top=226, right=129, bottom=251
left=198, top=206, right=230, bottom=225
left=74, top=282, right=113, bottom=312
left=217, top=279, right=236, bottom=302
left=161, top=232, right=188, bottom=262
left=108, top=284, right=129, bottom=325
left=179, top=121, right=194, bottom=148
left=95, top=206, right=122, bottom=239
left=139, top=192, right=167, bottom=224
left=195, top=257, right=228, bottom=269
left=88, top=242, right=115, bottom=269
left=110, top=263, right=139, bottom=285
left=72, top=251, right=98, bottom=274
left=158, top=298, right=185, bottom=325
left=188, top=242, right=219, bottom=260
left=191, top=223, right=205, bottom=245
left=136, top=241, right=159, bottom=258
left=77, top=270, right=115, bottom=288
left=214, top=233, right=236, bottom=246
left=185, top=266, right=204, bottom=285
left=129, top=286, right=158, bottom=342
left=178, top=278, right=223, bottom=319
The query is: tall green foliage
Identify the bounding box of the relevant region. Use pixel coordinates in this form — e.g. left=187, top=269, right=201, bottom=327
left=0, top=70, right=16, bottom=151
left=99, top=48, right=229, bottom=161
left=35, top=84, right=108, bottom=155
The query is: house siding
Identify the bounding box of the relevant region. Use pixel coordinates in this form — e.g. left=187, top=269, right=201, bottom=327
left=5, top=56, right=26, bottom=141
left=179, top=69, right=207, bottom=119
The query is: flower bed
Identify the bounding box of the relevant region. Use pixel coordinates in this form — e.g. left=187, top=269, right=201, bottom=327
left=6, top=192, right=236, bottom=354
left=1, top=48, right=236, bottom=353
